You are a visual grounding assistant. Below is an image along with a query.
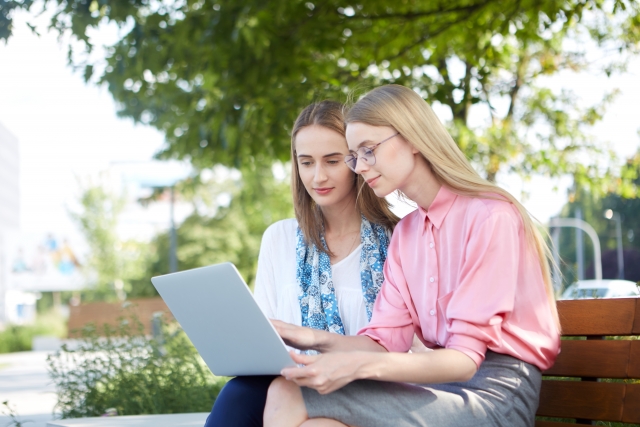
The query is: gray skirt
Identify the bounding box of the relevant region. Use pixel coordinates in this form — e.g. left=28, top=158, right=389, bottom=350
left=301, top=351, right=541, bottom=427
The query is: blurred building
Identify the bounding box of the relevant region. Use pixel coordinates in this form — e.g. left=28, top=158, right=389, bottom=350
left=0, top=122, right=19, bottom=230
left=0, top=121, right=21, bottom=325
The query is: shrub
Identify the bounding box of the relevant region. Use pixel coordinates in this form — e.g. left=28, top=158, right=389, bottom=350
left=0, top=311, right=67, bottom=354
left=0, top=325, right=36, bottom=353
left=47, top=313, right=226, bottom=418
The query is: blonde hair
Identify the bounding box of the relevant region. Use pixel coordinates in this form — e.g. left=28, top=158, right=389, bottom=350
left=291, top=100, right=399, bottom=255
left=346, top=85, right=559, bottom=327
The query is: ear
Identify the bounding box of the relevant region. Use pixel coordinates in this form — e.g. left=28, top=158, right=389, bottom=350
left=401, top=135, right=419, bottom=155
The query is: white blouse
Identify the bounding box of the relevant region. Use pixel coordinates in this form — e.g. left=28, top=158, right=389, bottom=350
left=253, top=219, right=369, bottom=336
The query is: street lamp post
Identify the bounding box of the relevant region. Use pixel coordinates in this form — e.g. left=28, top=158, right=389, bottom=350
left=604, top=209, right=624, bottom=280
left=548, top=217, right=602, bottom=293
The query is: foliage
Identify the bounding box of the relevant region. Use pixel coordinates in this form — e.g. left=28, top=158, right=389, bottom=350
left=69, top=179, right=127, bottom=301
left=47, top=313, right=226, bottom=418
left=0, top=310, right=67, bottom=354
left=4, top=0, right=640, bottom=189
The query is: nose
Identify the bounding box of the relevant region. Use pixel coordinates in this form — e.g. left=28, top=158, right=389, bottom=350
left=314, top=163, right=328, bottom=183
left=354, top=157, right=369, bottom=175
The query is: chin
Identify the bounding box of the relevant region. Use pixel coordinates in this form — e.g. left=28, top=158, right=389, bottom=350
left=311, top=196, right=337, bottom=207
left=371, top=186, right=393, bottom=199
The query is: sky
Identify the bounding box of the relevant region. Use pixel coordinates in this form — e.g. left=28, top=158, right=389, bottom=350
left=1, top=8, right=639, bottom=241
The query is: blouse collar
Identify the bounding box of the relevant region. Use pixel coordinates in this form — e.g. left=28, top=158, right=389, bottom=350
left=417, top=186, right=458, bottom=230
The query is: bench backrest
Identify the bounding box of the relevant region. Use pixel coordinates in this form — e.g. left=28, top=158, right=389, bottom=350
left=535, top=298, right=640, bottom=426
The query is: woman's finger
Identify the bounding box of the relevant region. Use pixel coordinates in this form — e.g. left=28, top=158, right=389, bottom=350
left=281, top=365, right=312, bottom=379
left=290, top=351, right=318, bottom=365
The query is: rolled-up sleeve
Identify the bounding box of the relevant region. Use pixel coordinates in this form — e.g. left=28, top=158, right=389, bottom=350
left=358, top=233, right=414, bottom=353
left=445, top=208, right=520, bottom=367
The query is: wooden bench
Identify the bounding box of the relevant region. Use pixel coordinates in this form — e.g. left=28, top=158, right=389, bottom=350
left=536, top=298, right=640, bottom=426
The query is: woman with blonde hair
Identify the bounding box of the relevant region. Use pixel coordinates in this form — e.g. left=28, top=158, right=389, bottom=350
left=204, top=100, right=399, bottom=427
left=263, top=85, right=561, bottom=427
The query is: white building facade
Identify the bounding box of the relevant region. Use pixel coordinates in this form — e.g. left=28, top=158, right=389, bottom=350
left=0, top=121, right=21, bottom=325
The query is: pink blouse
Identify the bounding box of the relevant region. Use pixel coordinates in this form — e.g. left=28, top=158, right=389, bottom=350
left=359, top=186, right=560, bottom=371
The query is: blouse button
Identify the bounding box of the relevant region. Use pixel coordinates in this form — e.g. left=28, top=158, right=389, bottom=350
left=429, top=309, right=435, bottom=316
left=429, top=277, right=435, bottom=283
left=429, top=242, right=434, bottom=248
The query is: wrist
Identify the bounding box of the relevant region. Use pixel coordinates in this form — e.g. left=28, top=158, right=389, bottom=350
left=354, top=351, right=385, bottom=381
left=313, top=329, right=333, bottom=352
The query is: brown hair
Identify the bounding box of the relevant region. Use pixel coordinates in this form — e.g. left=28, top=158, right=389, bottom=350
left=346, top=85, right=559, bottom=328
left=291, top=100, right=399, bottom=254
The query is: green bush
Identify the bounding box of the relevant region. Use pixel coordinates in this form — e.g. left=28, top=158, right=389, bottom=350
left=0, top=325, right=36, bottom=353
left=47, top=313, right=227, bottom=418
left=0, top=311, right=67, bottom=354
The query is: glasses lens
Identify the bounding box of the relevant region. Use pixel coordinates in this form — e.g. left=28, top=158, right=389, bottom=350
left=359, top=147, right=375, bottom=165
left=344, top=155, right=357, bottom=171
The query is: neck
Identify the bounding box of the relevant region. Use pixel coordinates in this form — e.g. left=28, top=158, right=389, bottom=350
left=400, top=155, right=442, bottom=211
left=320, top=191, right=361, bottom=236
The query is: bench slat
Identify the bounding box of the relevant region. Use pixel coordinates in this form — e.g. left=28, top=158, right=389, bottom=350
left=537, top=381, right=624, bottom=421
left=634, top=298, right=640, bottom=334
left=630, top=340, right=640, bottom=378
left=623, top=383, right=640, bottom=423
left=557, top=299, right=638, bottom=336
left=543, top=340, right=639, bottom=378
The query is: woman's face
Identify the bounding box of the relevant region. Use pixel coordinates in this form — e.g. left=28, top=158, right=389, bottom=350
left=295, top=125, right=356, bottom=208
left=345, top=122, right=418, bottom=198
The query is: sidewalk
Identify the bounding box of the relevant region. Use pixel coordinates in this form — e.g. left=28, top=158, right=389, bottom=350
left=0, top=351, right=58, bottom=427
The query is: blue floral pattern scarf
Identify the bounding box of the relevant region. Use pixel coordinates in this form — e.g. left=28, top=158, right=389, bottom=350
left=296, top=216, right=390, bottom=335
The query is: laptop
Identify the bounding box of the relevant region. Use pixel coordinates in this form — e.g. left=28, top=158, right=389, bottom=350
left=151, top=262, right=296, bottom=376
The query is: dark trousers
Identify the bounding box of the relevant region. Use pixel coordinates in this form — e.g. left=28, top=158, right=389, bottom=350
left=204, top=376, right=277, bottom=427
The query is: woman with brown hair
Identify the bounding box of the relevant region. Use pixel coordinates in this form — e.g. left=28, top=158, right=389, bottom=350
left=204, top=100, right=399, bottom=427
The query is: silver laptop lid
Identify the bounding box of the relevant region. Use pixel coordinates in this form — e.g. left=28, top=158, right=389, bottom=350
left=151, top=262, right=295, bottom=376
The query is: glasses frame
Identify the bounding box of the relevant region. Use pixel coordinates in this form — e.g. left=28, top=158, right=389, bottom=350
left=344, top=132, right=400, bottom=172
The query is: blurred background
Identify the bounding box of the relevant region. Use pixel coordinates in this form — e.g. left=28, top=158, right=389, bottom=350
left=0, top=0, right=639, bottom=422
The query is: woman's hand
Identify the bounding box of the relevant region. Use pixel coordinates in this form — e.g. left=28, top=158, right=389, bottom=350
left=280, top=350, right=370, bottom=395
left=271, top=319, right=387, bottom=353
left=271, top=319, right=320, bottom=350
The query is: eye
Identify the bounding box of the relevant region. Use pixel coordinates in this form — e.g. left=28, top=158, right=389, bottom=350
left=327, top=159, right=340, bottom=165
left=300, top=160, right=313, bottom=167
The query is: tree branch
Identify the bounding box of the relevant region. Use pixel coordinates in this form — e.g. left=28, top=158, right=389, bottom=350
left=347, top=1, right=496, bottom=21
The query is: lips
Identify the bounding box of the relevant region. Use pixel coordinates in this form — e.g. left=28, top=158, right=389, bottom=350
left=314, top=187, right=334, bottom=195
left=366, top=175, right=381, bottom=187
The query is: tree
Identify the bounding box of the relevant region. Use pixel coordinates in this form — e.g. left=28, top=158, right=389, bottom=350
left=3, top=0, right=639, bottom=186
left=70, top=179, right=126, bottom=301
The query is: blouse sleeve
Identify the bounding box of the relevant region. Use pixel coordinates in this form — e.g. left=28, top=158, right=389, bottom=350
left=253, top=225, right=277, bottom=318
left=444, top=207, right=521, bottom=368
left=357, top=230, right=415, bottom=352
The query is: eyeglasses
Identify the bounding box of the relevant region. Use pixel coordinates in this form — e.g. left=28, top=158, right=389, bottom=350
left=344, top=132, right=399, bottom=172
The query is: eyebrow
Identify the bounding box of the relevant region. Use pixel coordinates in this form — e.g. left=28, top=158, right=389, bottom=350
left=356, top=140, right=375, bottom=148
left=347, top=140, right=374, bottom=153
left=297, top=152, right=344, bottom=158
